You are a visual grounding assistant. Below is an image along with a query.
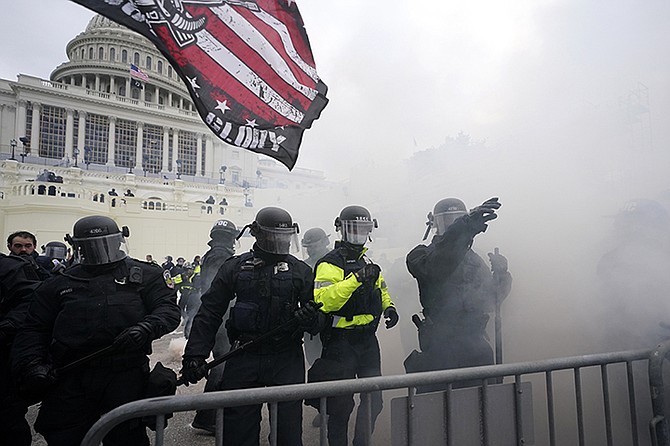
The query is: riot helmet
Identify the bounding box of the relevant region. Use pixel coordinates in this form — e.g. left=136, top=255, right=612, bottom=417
left=248, top=207, right=299, bottom=255
left=210, top=219, right=238, bottom=241
left=44, top=241, right=67, bottom=260
left=428, top=198, right=467, bottom=237
left=335, top=205, right=377, bottom=245
left=301, top=227, right=330, bottom=258
left=66, top=215, right=129, bottom=265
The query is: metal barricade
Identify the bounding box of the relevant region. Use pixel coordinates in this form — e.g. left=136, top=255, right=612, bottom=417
left=81, top=344, right=670, bottom=446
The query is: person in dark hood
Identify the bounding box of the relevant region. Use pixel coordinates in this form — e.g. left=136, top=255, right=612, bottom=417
left=190, top=218, right=239, bottom=433
left=404, top=197, right=512, bottom=392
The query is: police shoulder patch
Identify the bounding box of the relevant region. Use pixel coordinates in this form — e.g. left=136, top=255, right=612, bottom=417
left=163, top=269, right=175, bottom=289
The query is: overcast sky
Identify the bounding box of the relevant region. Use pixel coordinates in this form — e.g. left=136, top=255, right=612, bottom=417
left=1, top=1, right=669, bottom=179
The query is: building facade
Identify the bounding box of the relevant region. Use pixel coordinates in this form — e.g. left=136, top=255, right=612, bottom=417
left=0, top=15, right=329, bottom=261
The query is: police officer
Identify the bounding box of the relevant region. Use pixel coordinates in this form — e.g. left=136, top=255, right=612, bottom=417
left=301, top=227, right=331, bottom=270
left=312, top=205, right=399, bottom=446
left=36, top=241, right=69, bottom=275
left=404, top=197, right=512, bottom=391
left=11, top=215, right=180, bottom=446
left=300, top=227, right=332, bottom=366
left=191, top=218, right=239, bottom=433
left=0, top=254, right=40, bottom=446
left=181, top=207, right=323, bottom=446
left=174, top=263, right=201, bottom=338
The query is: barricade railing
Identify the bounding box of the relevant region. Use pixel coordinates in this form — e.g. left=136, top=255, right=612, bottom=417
left=81, top=345, right=667, bottom=446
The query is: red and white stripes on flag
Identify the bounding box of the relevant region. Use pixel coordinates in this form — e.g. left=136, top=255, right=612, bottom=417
left=72, top=0, right=328, bottom=170
left=129, top=64, right=149, bottom=82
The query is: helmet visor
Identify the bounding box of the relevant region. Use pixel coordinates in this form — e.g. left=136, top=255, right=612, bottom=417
left=255, top=225, right=298, bottom=255
left=72, top=233, right=128, bottom=265
left=433, top=211, right=466, bottom=235
left=45, top=245, right=67, bottom=260
left=341, top=220, right=374, bottom=245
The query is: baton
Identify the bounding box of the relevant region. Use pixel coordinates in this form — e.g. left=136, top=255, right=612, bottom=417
left=177, top=303, right=323, bottom=386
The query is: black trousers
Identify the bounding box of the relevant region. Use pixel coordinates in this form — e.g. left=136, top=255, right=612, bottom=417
left=193, top=322, right=230, bottom=427
left=220, top=347, right=305, bottom=446
left=320, top=330, right=383, bottom=446
left=0, top=349, right=31, bottom=446
left=412, top=328, right=493, bottom=392
left=35, top=361, right=150, bottom=446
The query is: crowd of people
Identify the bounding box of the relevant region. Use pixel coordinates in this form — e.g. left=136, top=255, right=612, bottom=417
left=0, top=197, right=515, bottom=446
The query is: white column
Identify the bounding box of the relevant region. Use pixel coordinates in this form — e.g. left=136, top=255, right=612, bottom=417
left=171, top=128, right=179, bottom=171
left=168, top=92, right=173, bottom=107
left=107, top=116, right=116, bottom=166
left=95, top=75, right=100, bottom=91
left=135, top=122, right=143, bottom=170
left=0, top=104, right=4, bottom=148
left=179, top=97, right=183, bottom=109
left=196, top=133, right=203, bottom=176
left=162, top=126, right=170, bottom=172
left=65, top=108, right=74, bottom=158
left=110, top=76, right=116, bottom=95
left=77, top=111, right=87, bottom=153
left=140, top=84, right=146, bottom=103
left=154, top=85, right=159, bottom=104
left=30, top=103, right=41, bottom=151
left=15, top=100, right=27, bottom=139
left=125, top=78, right=131, bottom=97
left=204, top=134, right=214, bottom=177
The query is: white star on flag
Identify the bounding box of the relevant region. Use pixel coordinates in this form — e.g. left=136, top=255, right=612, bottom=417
left=246, top=119, right=258, bottom=128
left=216, top=100, right=231, bottom=114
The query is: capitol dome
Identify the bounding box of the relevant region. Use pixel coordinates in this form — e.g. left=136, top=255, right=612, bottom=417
left=50, top=14, right=191, bottom=108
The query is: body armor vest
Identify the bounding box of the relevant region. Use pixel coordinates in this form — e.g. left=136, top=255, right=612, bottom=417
left=227, top=252, right=297, bottom=340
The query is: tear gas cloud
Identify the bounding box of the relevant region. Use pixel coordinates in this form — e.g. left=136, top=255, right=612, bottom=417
left=2, top=1, right=670, bottom=443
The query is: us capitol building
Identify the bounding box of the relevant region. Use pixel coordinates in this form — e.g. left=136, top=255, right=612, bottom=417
left=0, top=15, right=332, bottom=260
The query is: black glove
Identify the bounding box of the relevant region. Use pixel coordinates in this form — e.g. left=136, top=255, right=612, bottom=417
left=466, top=197, right=501, bottom=233
left=19, top=361, right=57, bottom=402
left=113, top=321, right=153, bottom=350
left=354, top=263, right=381, bottom=284
left=294, top=300, right=322, bottom=326
left=488, top=248, right=508, bottom=274
left=180, top=357, right=208, bottom=386
left=384, top=307, right=399, bottom=329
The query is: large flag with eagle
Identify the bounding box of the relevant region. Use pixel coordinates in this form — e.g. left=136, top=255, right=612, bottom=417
left=71, top=0, right=328, bottom=170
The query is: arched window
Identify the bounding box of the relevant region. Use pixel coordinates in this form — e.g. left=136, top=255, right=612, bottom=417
left=168, top=66, right=173, bottom=78
left=98, top=47, right=104, bottom=59
left=121, top=49, right=128, bottom=63
left=81, top=48, right=85, bottom=60
left=146, top=56, right=152, bottom=70
left=88, top=47, right=94, bottom=59
left=133, top=52, right=140, bottom=65
left=119, top=84, right=126, bottom=97
left=110, top=48, right=115, bottom=62
left=157, top=60, right=163, bottom=74
left=145, top=91, right=153, bottom=103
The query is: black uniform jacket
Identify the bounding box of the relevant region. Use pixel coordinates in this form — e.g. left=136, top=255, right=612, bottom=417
left=0, top=254, right=40, bottom=348
left=406, top=216, right=507, bottom=322
left=184, top=248, right=315, bottom=360
left=11, top=257, right=180, bottom=371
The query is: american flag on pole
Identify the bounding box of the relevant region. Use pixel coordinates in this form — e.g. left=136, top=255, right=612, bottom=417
left=71, top=0, right=329, bottom=170
left=129, top=63, right=149, bottom=82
